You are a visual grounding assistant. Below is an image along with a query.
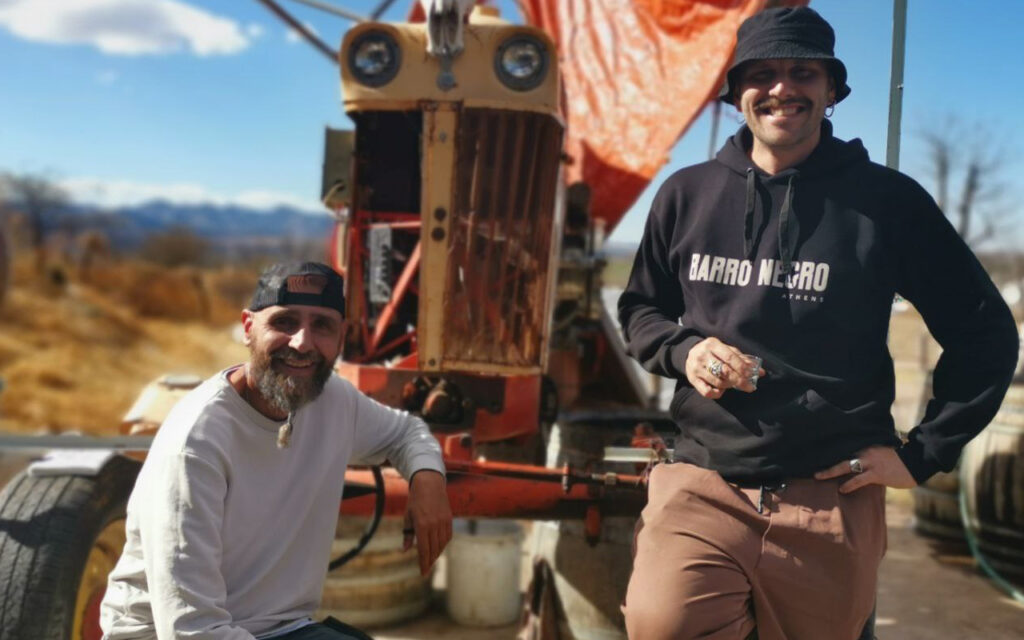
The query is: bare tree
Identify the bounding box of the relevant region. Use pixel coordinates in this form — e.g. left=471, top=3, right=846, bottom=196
left=916, top=116, right=1016, bottom=249
left=0, top=172, right=69, bottom=272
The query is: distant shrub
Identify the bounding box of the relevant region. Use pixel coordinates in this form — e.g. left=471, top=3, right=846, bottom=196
left=139, top=226, right=210, bottom=267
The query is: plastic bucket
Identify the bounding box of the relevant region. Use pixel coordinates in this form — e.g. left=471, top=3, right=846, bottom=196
left=445, top=519, right=523, bottom=627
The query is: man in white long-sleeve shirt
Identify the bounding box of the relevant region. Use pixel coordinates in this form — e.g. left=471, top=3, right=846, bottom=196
left=100, top=262, right=452, bottom=640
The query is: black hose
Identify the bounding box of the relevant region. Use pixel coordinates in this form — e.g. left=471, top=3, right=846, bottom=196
left=329, top=465, right=385, bottom=571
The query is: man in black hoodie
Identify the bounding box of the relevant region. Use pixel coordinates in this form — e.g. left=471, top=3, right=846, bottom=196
left=618, top=7, right=1018, bottom=640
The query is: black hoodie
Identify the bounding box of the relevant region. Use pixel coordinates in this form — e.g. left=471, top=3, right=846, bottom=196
left=618, top=122, right=1018, bottom=484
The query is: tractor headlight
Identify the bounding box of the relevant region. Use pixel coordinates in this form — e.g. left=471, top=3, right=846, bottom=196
left=348, top=31, right=401, bottom=87
left=495, top=35, right=548, bottom=91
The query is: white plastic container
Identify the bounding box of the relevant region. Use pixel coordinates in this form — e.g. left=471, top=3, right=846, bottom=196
left=445, top=519, right=523, bottom=626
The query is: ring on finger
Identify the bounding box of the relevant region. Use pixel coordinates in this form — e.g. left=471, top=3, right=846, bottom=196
left=707, top=359, right=724, bottom=379
left=849, top=458, right=864, bottom=474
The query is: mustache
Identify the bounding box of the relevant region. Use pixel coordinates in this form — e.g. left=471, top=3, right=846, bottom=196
left=754, top=98, right=811, bottom=111
left=270, top=347, right=323, bottom=366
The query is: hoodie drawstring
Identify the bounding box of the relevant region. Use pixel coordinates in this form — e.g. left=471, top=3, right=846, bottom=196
left=743, top=168, right=756, bottom=259
left=742, top=170, right=798, bottom=273
left=778, top=175, right=796, bottom=275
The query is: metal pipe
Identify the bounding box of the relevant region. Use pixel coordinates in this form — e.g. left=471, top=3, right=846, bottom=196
left=254, top=0, right=339, bottom=64
left=0, top=435, right=154, bottom=450
left=285, top=0, right=369, bottom=22
left=444, top=458, right=645, bottom=489
left=708, top=100, right=722, bottom=161
left=341, top=467, right=648, bottom=519
left=370, top=0, right=401, bottom=20
left=886, top=0, right=908, bottom=170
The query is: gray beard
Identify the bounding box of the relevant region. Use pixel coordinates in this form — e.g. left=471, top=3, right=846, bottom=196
left=249, top=347, right=333, bottom=415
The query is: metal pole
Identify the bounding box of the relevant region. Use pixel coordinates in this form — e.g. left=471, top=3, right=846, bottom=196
left=369, top=0, right=401, bottom=20
left=0, top=434, right=154, bottom=450
left=285, top=0, right=369, bottom=22
left=886, top=0, right=908, bottom=170
left=255, top=0, right=340, bottom=64
left=708, top=100, right=722, bottom=161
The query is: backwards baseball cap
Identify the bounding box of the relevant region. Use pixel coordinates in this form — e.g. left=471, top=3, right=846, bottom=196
left=249, top=261, right=345, bottom=315
left=719, top=7, right=850, bottom=104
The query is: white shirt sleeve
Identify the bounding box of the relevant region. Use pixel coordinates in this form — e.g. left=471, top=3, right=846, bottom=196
left=137, top=451, right=256, bottom=640
left=348, top=388, right=446, bottom=480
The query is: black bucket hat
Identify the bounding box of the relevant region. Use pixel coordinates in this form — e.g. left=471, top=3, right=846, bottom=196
left=718, top=7, right=850, bottom=104
left=249, top=262, right=345, bottom=315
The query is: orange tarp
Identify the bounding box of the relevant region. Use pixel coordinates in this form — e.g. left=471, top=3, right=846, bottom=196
left=521, top=0, right=807, bottom=233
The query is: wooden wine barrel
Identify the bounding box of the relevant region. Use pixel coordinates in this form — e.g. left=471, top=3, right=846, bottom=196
left=912, top=467, right=965, bottom=543
left=960, top=383, right=1024, bottom=586
left=316, top=516, right=431, bottom=629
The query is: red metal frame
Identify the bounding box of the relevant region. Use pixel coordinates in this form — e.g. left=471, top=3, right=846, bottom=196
left=337, top=210, right=423, bottom=366
left=340, top=463, right=646, bottom=520
left=370, top=240, right=420, bottom=352
left=331, top=203, right=655, bottom=524
left=342, top=435, right=646, bottom=520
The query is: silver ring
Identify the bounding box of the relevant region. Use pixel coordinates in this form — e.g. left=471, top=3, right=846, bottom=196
left=849, top=458, right=864, bottom=474
left=707, top=359, right=724, bottom=379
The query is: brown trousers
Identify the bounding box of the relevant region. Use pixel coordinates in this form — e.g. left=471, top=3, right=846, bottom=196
left=623, top=462, right=886, bottom=640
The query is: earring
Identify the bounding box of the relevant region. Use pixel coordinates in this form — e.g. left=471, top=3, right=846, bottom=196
left=824, top=103, right=835, bottom=118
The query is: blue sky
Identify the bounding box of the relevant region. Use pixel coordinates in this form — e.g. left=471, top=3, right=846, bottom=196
left=0, top=0, right=1020, bottom=245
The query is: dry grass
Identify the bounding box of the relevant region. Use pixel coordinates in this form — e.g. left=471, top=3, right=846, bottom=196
left=0, top=257, right=250, bottom=435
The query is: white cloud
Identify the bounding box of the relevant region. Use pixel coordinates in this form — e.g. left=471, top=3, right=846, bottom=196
left=60, top=177, right=326, bottom=215
left=285, top=22, right=319, bottom=44
left=0, top=0, right=251, bottom=57
left=95, top=69, right=119, bottom=85
left=246, top=23, right=265, bottom=39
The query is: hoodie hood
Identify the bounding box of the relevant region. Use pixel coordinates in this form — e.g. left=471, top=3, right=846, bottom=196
left=715, top=120, right=869, bottom=274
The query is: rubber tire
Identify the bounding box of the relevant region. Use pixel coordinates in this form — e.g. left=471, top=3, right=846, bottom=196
left=0, top=455, right=141, bottom=640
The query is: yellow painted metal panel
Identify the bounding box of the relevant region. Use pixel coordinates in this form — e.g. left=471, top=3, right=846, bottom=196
left=417, top=106, right=457, bottom=371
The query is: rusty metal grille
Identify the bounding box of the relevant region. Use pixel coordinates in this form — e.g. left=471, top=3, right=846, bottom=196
left=443, top=109, right=563, bottom=369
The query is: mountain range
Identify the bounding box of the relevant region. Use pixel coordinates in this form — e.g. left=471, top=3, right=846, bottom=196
left=65, top=200, right=336, bottom=248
